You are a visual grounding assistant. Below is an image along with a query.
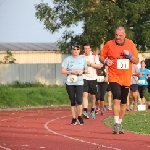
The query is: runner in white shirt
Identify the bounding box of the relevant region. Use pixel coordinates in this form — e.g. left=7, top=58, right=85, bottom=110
left=81, top=43, right=102, bottom=119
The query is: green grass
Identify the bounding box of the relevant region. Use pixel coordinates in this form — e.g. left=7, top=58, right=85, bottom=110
left=0, top=82, right=70, bottom=108
left=104, top=111, right=150, bottom=135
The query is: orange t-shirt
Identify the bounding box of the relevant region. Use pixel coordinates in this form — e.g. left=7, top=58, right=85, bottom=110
left=100, top=38, right=138, bottom=86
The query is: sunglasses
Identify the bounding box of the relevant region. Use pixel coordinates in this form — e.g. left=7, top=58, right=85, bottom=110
left=73, top=48, right=80, bottom=50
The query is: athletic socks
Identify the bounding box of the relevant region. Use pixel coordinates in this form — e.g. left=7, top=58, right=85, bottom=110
left=114, top=116, right=119, bottom=124
left=91, top=108, right=95, bottom=112
left=84, top=108, right=88, bottom=112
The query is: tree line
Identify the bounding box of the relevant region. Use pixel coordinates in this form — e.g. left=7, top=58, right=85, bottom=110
left=35, top=0, right=150, bottom=52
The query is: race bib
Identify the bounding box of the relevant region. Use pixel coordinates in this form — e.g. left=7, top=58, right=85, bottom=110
left=67, top=74, right=77, bottom=83
left=117, top=59, right=129, bottom=69
left=138, top=80, right=145, bottom=84
left=87, top=67, right=93, bottom=74
left=97, top=76, right=104, bottom=82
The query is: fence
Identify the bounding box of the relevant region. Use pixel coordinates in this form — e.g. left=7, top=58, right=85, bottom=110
left=0, top=64, right=66, bottom=85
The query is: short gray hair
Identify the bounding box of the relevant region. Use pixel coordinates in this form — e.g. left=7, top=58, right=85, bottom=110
left=116, top=26, right=126, bottom=33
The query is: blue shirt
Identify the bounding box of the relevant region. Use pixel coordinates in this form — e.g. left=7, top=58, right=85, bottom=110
left=138, top=68, right=150, bottom=86
left=62, top=56, right=87, bottom=85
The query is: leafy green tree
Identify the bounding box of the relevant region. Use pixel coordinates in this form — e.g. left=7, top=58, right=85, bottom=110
left=35, top=0, right=150, bottom=52
left=0, top=50, right=16, bottom=64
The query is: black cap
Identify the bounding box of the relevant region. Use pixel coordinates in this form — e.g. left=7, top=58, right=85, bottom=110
left=72, top=45, right=80, bottom=49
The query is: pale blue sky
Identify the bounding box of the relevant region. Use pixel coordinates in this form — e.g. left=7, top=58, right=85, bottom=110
left=0, top=0, right=82, bottom=43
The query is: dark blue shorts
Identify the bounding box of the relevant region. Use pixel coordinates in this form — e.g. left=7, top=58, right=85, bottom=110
left=130, top=84, right=138, bottom=92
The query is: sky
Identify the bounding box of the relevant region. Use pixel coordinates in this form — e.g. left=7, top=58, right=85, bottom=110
left=0, top=0, right=82, bottom=43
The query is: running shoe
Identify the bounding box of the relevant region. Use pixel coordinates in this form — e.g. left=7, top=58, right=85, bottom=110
left=82, top=111, right=89, bottom=119
left=101, top=111, right=104, bottom=116
left=108, top=106, right=112, bottom=110
left=95, top=108, right=99, bottom=114
left=112, top=123, right=120, bottom=134
left=129, top=105, right=133, bottom=110
left=78, top=116, right=84, bottom=125
left=118, top=124, right=124, bottom=134
left=103, top=106, right=107, bottom=111
left=71, top=118, right=77, bottom=125
left=90, top=111, right=96, bottom=119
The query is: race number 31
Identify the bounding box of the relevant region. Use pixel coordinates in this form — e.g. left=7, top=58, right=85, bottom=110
left=117, top=59, right=129, bottom=69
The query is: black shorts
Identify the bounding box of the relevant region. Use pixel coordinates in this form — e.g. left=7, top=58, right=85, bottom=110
left=109, top=82, right=129, bottom=104
left=96, top=82, right=108, bottom=101
left=130, top=84, right=138, bottom=92
left=83, top=79, right=97, bottom=95
left=106, top=84, right=111, bottom=92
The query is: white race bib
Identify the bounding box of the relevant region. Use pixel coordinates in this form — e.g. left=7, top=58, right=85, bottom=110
left=117, top=59, right=129, bottom=69
left=87, top=67, right=93, bottom=74
left=97, top=76, right=104, bottom=82
left=138, top=80, right=145, bottom=84
left=67, top=74, right=77, bottom=83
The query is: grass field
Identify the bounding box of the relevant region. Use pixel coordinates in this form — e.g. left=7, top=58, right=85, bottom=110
left=0, top=82, right=70, bottom=108
left=104, top=110, right=150, bottom=135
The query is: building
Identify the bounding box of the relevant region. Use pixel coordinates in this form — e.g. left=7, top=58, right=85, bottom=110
left=0, top=43, right=68, bottom=64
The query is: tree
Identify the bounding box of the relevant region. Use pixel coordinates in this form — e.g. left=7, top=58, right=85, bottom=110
left=0, top=50, right=16, bottom=64
left=35, top=0, right=150, bottom=52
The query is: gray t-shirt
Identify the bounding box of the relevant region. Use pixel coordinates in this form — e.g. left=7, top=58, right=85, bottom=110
left=131, top=64, right=139, bottom=85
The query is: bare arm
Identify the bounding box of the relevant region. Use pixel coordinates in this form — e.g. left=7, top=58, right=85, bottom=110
left=132, top=72, right=141, bottom=76
left=130, top=56, right=139, bottom=64
left=90, top=63, right=102, bottom=69
left=61, top=67, right=88, bottom=75
left=61, top=67, right=73, bottom=75
left=99, top=57, right=105, bottom=64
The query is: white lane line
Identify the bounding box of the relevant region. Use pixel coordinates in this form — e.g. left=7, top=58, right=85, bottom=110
left=0, top=145, right=11, bottom=150
left=44, top=115, right=122, bottom=150
left=0, top=110, right=63, bottom=150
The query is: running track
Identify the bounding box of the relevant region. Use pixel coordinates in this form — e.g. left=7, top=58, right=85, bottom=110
left=0, top=108, right=150, bottom=150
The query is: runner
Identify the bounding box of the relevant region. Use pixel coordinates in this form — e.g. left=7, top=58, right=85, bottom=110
left=100, top=26, right=139, bottom=134
left=106, top=83, right=112, bottom=110
left=138, top=60, right=150, bottom=104
left=96, top=53, right=108, bottom=116
left=61, top=45, right=88, bottom=125
left=81, top=43, right=101, bottom=119
left=127, top=64, right=140, bottom=111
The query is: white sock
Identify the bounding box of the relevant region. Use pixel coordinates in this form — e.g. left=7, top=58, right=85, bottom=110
left=114, top=116, right=119, bottom=124
left=118, top=119, right=122, bottom=124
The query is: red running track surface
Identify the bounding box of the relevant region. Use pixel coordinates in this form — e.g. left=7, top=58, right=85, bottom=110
left=0, top=108, right=150, bottom=150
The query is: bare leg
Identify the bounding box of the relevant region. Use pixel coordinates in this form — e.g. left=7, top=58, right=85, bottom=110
left=126, top=92, right=130, bottom=111
left=77, top=104, right=82, bottom=116
left=95, top=100, right=100, bottom=109
left=71, top=106, right=76, bottom=118
left=100, top=101, right=104, bottom=111
left=108, top=91, right=112, bottom=108
left=132, top=91, right=138, bottom=110
left=113, top=99, right=120, bottom=117
left=82, top=92, right=89, bottom=109
left=119, top=104, right=126, bottom=119
left=90, top=94, right=96, bottom=109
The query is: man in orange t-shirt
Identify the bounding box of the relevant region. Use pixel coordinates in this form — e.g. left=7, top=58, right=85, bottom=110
left=100, top=26, right=139, bottom=134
